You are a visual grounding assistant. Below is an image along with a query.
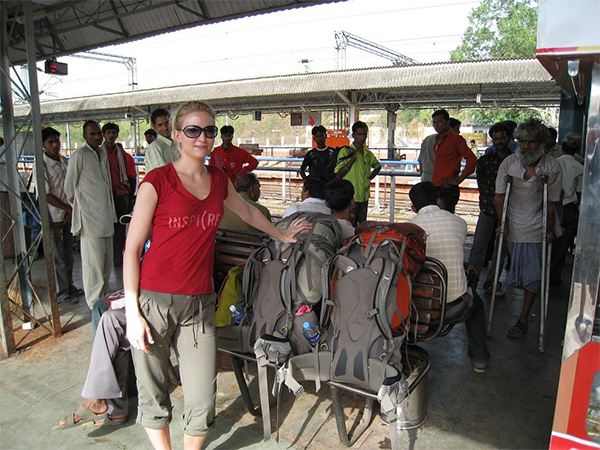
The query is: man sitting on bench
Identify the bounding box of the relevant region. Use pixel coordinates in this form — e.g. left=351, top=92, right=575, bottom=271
left=409, top=181, right=489, bottom=373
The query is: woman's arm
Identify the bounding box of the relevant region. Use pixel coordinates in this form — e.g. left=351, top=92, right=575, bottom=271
left=223, top=181, right=309, bottom=243
left=124, top=182, right=158, bottom=354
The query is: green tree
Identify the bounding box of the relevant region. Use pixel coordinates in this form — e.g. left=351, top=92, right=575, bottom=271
left=468, top=107, right=551, bottom=125
left=451, top=0, right=538, bottom=61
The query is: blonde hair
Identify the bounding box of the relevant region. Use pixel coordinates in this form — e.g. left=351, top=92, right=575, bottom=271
left=171, top=101, right=216, bottom=131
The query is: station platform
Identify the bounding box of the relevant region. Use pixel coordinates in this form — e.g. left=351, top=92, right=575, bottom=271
left=0, top=240, right=572, bottom=449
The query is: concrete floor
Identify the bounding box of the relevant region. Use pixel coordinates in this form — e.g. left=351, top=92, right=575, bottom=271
left=0, top=247, right=571, bottom=449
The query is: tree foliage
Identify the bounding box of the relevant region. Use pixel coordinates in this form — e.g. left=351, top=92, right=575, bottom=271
left=467, top=107, right=552, bottom=125
left=451, top=0, right=538, bottom=61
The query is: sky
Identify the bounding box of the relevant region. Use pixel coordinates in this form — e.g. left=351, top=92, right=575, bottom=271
left=30, top=0, right=482, bottom=101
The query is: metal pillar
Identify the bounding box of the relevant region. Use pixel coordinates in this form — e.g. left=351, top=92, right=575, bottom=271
left=24, top=0, right=61, bottom=336
left=0, top=236, right=16, bottom=358
left=0, top=2, right=63, bottom=353
left=349, top=104, right=357, bottom=128
left=0, top=3, right=16, bottom=359
left=0, top=4, right=33, bottom=322
left=386, top=104, right=399, bottom=160
left=66, top=123, right=72, bottom=153
left=389, top=175, right=396, bottom=222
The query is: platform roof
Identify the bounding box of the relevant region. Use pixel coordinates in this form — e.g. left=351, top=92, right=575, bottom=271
left=11, top=58, right=562, bottom=123
left=3, top=0, right=345, bottom=65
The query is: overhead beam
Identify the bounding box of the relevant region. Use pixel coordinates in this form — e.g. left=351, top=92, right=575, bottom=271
left=175, top=1, right=209, bottom=20
left=92, top=22, right=129, bottom=38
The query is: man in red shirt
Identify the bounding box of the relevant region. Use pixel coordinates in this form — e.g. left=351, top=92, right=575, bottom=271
left=431, top=109, right=477, bottom=213
left=101, top=123, right=133, bottom=266
left=209, top=125, right=258, bottom=184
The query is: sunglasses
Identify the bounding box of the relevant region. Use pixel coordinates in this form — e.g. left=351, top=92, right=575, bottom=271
left=179, top=125, right=218, bottom=139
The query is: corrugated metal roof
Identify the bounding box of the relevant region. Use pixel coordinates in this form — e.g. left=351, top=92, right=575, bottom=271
left=3, top=0, right=345, bottom=65
left=10, top=58, right=561, bottom=121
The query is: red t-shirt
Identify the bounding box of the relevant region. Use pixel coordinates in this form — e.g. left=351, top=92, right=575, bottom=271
left=431, top=130, right=477, bottom=186
left=139, top=164, right=229, bottom=295
left=209, top=145, right=258, bottom=184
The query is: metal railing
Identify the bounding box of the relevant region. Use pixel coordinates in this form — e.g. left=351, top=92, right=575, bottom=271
left=17, top=154, right=477, bottom=223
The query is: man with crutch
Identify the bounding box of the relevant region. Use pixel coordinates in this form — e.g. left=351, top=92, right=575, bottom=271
left=492, top=119, right=562, bottom=343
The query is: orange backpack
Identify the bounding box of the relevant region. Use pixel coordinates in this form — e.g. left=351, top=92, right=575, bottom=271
left=336, top=221, right=427, bottom=335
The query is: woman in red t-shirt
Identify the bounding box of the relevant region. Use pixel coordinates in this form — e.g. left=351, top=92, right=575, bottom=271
left=124, top=101, right=308, bottom=450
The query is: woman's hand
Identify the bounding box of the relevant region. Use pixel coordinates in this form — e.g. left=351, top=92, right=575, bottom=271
left=281, top=217, right=311, bottom=243
left=126, top=313, right=154, bottom=354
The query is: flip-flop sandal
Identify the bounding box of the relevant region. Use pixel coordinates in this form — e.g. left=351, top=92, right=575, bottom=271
left=57, top=405, right=107, bottom=428
left=507, top=321, right=528, bottom=338
left=58, top=296, right=79, bottom=304
left=83, top=415, right=128, bottom=428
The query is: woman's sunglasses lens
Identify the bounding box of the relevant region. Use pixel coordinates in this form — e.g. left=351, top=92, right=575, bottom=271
left=205, top=126, right=218, bottom=138
left=183, top=126, right=218, bottom=139
left=183, top=126, right=201, bottom=138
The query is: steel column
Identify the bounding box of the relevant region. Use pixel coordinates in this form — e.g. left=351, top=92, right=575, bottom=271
left=0, top=4, right=17, bottom=358
left=24, top=0, right=62, bottom=336
left=0, top=2, right=33, bottom=323
left=386, top=104, right=399, bottom=160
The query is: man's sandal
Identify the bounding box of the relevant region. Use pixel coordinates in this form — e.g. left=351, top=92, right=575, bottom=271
left=56, top=405, right=107, bottom=428
left=83, top=415, right=128, bottom=428
left=507, top=321, right=528, bottom=338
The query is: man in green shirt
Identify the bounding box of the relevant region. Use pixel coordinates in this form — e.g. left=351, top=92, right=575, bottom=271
left=334, top=121, right=381, bottom=224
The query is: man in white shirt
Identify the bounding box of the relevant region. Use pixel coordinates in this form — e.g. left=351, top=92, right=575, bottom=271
left=418, top=134, right=435, bottom=182
left=551, top=133, right=584, bottom=285
left=282, top=177, right=330, bottom=218
left=409, top=181, right=489, bottom=372
left=35, top=127, right=83, bottom=304
left=65, top=121, right=116, bottom=309
left=144, top=108, right=178, bottom=173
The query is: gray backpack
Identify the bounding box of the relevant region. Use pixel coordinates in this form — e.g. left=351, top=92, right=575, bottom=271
left=216, top=211, right=343, bottom=355
left=269, top=224, right=426, bottom=445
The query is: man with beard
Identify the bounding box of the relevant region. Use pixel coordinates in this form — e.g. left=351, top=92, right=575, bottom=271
left=494, top=119, right=562, bottom=338
left=469, top=122, right=512, bottom=296
left=65, top=121, right=116, bottom=309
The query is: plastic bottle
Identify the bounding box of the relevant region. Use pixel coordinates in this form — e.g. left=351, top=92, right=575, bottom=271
left=229, top=305, right=245, bottom=324
left=303, top=321, right=321, bottom=345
